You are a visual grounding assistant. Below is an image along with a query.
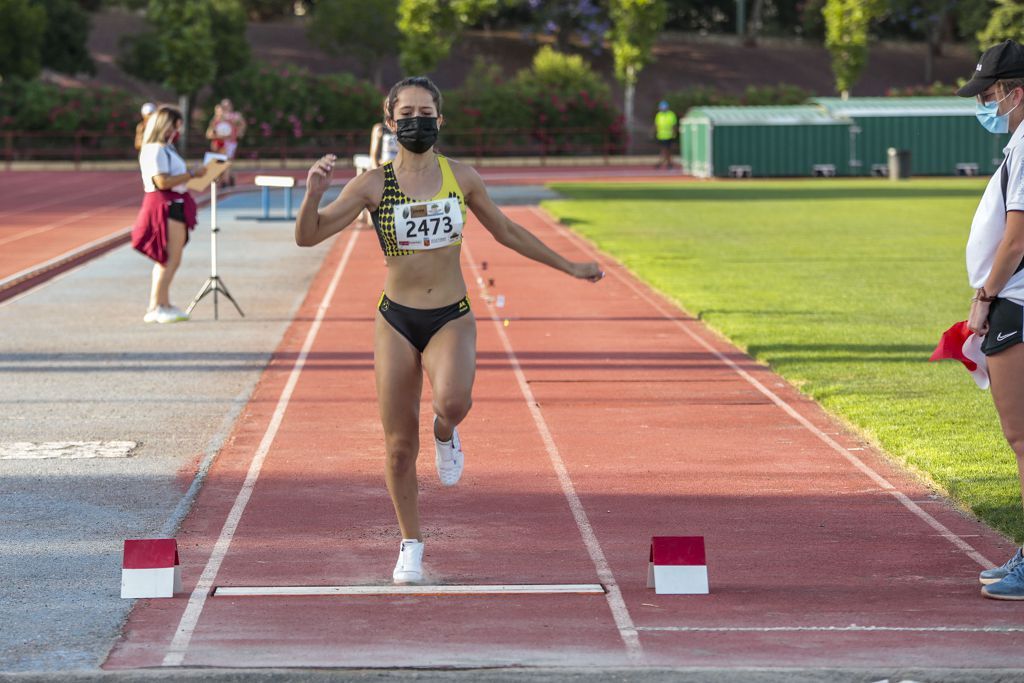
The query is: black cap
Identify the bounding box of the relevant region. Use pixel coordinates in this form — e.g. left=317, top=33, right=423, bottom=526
left=957, top=40, right=1024, bottom=97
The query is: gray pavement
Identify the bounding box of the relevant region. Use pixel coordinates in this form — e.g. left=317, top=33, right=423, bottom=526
left=0, top=184, right=560, bottom=676
left=0, top=189, right=334, bottom=673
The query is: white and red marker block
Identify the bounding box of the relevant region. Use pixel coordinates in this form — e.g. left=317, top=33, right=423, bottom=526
left=647, top=536, right=709, bottom=594
left=121, top=539, right=181, bottom=599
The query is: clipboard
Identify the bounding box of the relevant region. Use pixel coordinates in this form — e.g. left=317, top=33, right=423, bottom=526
left=186, top=160, right=231, bottom=192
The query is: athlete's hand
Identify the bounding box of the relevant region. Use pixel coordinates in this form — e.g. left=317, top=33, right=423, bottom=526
left=968, top=298, right=991, bottom=336
left=570, top=261, right=604, bottom=283
left=306, top=154, right=336, bottom=197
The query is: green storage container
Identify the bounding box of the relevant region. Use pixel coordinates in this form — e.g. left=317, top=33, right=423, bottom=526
left=680, top=106, right=854, bottom=178
left=810, top=97, right=1006, bottom=177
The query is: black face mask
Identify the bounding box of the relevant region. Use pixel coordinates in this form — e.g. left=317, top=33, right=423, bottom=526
left=395, top=116, right=439, bottom=154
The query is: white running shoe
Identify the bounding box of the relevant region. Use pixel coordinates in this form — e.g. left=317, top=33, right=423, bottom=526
left=155, top=305, right=189, bottom=324
left=143, top=308, right=160, bottom=323
left=434, top=417, right=464, bottom=486
left=392, top=539, right=424, bottom=584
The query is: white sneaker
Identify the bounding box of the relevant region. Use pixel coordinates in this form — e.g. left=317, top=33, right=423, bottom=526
left=392, top=539, right=424, bottom=584
left=143, top=308, right=160, bottom=323
left=155, top=305, right=189, bottom=324
left=434, top=417, right=464, bottom=486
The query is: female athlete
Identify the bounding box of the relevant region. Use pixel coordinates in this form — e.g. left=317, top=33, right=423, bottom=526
left=295, top=76, right=603, bottom=583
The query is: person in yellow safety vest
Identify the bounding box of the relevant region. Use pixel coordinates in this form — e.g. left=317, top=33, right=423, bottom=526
left=654, top=100, right=678, bottom=170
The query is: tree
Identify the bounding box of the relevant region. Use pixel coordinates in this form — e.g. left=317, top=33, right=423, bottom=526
left=978, top=0, right=1024, bottom=48
left=822, top=0, right=884, bottom=98
left=209, top=0, right=250, bottom=82
left=148, top=0, right=216, bottom=98
left=118, top=0, right=251, bottom=147
left=242, top=0, right=294, bottom=20
left=396, top=0, right=499, bottom=75
left=0, top=0, right=47, bottom=81
left=608, top=0, right=667, bottom=148
left=39, top=0, right=96, bottom=76
left=526, top=0, right=608, bottom=52
left=309, top=0, right=399, bottom=87
left=883, top=0, right=957, bottom=83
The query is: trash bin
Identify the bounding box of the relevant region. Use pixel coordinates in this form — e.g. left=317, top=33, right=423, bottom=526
left=887, top=147, right=911, bottom=180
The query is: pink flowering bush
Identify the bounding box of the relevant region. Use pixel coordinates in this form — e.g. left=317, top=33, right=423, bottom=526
left=0, top=79, right=138, bottom=133
left=213, top=62, right=381, bottom=153
left=444, top=51, right=624, bottom=156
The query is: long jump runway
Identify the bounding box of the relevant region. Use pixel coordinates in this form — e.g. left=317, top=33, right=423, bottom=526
left=105, top=207, right=1024, bottom=671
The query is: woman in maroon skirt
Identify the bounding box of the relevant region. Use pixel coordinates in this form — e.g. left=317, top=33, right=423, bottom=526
left=133, top=105, right=202, bottom=323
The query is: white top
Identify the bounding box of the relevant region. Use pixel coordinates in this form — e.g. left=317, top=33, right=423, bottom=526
left=139, top=143, right=187, bottom=193
left=967, top=123, right=1024, bottom=304
left=381, top=132, right=399, bottom=162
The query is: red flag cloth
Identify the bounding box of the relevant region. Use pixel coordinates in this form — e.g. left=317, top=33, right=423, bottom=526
left=929, top=321, right=989, bottom=389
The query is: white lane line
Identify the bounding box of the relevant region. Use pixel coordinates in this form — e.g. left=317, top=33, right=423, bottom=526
left=530, top=206, right=996, bottom=570
left=0, top=196, right=139, bottom=247
left=0, top=227, right=129, bottom=291
left=636, top=625, right=1024, bottom=633
left=0, top=180, right=135, bottom=222
left=462, top=241, right=645, bottom=665
left=0, top=191, right=218, bottom=307
left=161, top=228, right=361, bottom=667
left=213, top=584, right=606, bottom=597
left=160, top=381, right=258, bottom=539
left=0, top=249, right=116, bottom=309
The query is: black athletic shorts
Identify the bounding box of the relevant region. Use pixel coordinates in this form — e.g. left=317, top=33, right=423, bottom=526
left=378, top=293, right=471, bottom=353
left=981, top=298, right=1024, bottom=356
left=167, top=199, right=186, bottom=223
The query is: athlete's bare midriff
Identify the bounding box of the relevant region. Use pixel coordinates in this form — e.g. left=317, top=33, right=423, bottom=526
left=383, top=245, right=467, bottom=309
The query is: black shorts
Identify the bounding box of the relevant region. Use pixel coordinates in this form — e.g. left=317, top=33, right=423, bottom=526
left=378, top=293, right=471, bottom=353
left=981, top=298, right=1024, bottom=356
left=658, top=139, right=673, bottom=149
left=167, top=199, right=186, bottom=223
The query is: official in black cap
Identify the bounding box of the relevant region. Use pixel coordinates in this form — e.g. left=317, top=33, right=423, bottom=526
left=957, top=40, right=1024, bottom=98
left=957, top=40, right=1024, bottom=600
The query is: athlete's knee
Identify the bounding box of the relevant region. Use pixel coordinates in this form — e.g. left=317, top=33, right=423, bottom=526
left=385, top=436, right=418, bottom=474
left=434, top=394, right=471, bottom=424
left=1004, top=425, right=1024, bottom=458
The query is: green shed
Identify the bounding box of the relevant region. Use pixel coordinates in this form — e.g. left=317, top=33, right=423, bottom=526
left=680, top=106, right=854, bottom=178
left=810, top=97, right=1006, bottom=177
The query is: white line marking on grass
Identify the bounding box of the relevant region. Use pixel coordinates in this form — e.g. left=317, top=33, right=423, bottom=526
left=636, top=625, right=1024, bottom=633
left=529, top=206, right=996, bottom=570
left=213, top=584, right=606, bottom=597
left=462, top=241, right=645, bottom=665
left=162, top=228, right=361, bottom=667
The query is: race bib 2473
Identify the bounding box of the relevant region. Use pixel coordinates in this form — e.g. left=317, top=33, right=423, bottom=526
left=393, top=197, right=463, bottom=250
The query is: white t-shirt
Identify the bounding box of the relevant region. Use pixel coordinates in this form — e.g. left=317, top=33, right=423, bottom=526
left=967, top=123, right=1024, bottom=304
left=139, top=143, right=187, bottom=193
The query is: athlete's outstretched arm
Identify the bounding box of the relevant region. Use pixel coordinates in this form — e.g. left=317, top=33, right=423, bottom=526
left=461, top=165, right=602, bottom=282
left=295, top=154, right=376, bottom=247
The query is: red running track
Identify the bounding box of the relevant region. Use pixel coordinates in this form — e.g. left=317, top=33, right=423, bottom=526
left=106, top=207, right=1024, bottom=671
left=0, top=171, right=141, bottom=284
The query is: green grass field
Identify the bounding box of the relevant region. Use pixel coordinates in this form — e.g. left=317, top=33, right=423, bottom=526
left=543, top=178, right=1023, bottom=542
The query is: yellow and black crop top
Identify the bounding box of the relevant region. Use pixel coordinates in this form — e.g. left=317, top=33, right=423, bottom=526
left=371, top=155, right=467, bottom=257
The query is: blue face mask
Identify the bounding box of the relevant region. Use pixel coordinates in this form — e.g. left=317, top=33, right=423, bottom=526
left=976, top=92, right=1019, bottom=134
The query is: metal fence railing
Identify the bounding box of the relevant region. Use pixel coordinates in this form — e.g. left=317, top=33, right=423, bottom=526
left=3, top=127, right=647, bottom=169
